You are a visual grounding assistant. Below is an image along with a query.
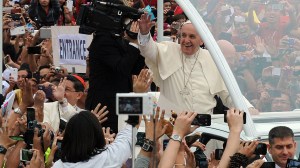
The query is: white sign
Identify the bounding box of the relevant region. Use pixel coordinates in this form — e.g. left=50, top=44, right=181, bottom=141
left=52, top=26, right=93, bottom=73
left=58, top=34, right=88, bottom=65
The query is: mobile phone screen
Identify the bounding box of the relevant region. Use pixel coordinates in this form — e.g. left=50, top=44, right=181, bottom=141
left=20, top=149, right=33, bottom=162
left=163, top=139, right=169, bottom=150
left=191, top=114, right=211, bottom=126
left=27, top=46, right=41, bottom=54
left=254, top=143, right=267, bottom=155
left=27, top=107, right=35, bottom=130
left=215, top=149, right=224, bottom=160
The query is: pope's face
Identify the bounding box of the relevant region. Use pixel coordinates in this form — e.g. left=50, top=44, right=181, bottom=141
left=180, top=24, right=203, bottom=56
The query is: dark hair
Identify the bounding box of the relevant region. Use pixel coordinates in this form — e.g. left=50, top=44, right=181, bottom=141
left=19, top=63, right=32, bottom=78
left=66, top=75, right=84, bottom=92
left=61, top=111, right=106, bottom=163
left=38, top=65, right=51, bottom=72
left=268, top=126, right=294, bottom=145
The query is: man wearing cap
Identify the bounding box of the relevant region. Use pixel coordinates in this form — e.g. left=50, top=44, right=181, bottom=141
left=43, top=75, right=85, bottom=132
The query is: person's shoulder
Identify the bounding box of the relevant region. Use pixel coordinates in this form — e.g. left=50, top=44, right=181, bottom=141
left=52, top=160, right=63, bottom=168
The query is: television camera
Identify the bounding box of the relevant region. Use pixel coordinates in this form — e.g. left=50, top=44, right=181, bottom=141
left=76, top=0, right=144, bottom=35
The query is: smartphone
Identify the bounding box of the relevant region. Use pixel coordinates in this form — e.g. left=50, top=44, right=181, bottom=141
left=136, top=132, right=145, bottom=146
left=59, top=118, right=67, bottom=133
left=66, top=0, right=73, bottom=12
left=215, top=149, right=224, bottom=160
left=254, top=143, right=267, bottom=155
left=54, top=139, right=63, bottom=161
left=286, top=159, right=300, bottom=168
left=9, top=136, right=24, bottom=141
left=271, top=68, right=281, bottom=76
left=10, top=26, right=25, bottom=36
left=235, top=45, right=247, bottom=52
left=11, top=14, right=21, bottom=20
left=27, top=46, right=41, bottom=54
left=10, top=67, right=18, bottom=81
left=163, top=139, right=169, bottom=150
left=224, top=111, right=246, bottom=124
left=268, top=90, right=281, bottom=98
left=20, top=149, right=33, bottom=162
left=191, top=114, right=211, bottom=126
left=185, top=134, right=201, bottom=147
left=288, top=38, right=296, bottom=47
left=261, top=162, right=275, bottom=168
left=27, top=107, right=35, bottom=130
left=40, top=27, right=51, bottom=39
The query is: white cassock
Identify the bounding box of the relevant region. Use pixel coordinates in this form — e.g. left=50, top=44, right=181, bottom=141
left=138, top=33, right=235, bottom=114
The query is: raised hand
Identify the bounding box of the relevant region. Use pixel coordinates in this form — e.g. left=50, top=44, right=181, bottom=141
left=238, top=141, right=259, bottom=158
left=91, top=103, right=109, bottom=124
left=173, top=112, right=197, bottom=137
left=226, top=108, right=244, bottom=133
left=138, top=13, right=155, bottom=35
left=133, top=69, right=153, bottom=93
left=102, top=127, right=116, bottom=144
left=29, top=150, right=43, bottom=168
left=21, top=78, right=34, bottom=107
left=52, top=77, right=67, bottom=102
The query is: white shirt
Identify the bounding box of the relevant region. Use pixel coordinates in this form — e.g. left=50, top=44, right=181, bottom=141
left=53, top=125, right=134, bottom=168
left=43, top=101, right=82, bottom=132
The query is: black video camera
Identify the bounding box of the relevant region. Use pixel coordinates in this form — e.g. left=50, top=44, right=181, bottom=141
left=76, top=0, right=144, bottom=35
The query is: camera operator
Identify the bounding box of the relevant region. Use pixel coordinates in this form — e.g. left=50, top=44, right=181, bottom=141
left=85, top=0, right=146, bottom=133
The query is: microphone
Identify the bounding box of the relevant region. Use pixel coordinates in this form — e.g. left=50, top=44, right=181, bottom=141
left=98, top=1, right=139, bottom=14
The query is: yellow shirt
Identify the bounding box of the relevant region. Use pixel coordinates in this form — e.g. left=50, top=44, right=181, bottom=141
left=14, top=89, right=23, bottom=105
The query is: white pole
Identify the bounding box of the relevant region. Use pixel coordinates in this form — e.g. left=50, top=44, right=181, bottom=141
left=175, top=0, right=257, bottom=137
left=156, top=0, right=163, bottom=42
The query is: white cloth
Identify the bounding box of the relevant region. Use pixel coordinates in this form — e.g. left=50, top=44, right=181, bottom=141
left=53, top=125, right=134, bottom=168
left=43, top=101, right=82, bottom=132
left=138, top=33, right=234, bottom=114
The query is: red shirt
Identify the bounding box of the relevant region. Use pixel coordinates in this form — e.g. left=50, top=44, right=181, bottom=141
left=258, top=16, right=290, bottom=47
left=143, top=0, right=157, bottom=8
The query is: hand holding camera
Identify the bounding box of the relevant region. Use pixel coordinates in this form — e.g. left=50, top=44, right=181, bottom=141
left=226, top=108, right=244, bottom=133
left=173, top=112, right=197, bottom=138
left=238, top=141, right=259, bottom=158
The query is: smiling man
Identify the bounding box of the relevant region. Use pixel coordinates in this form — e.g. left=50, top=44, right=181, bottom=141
left=138, top=14, right=234, bottom=114
left=268, top=126, right=297, bottom=168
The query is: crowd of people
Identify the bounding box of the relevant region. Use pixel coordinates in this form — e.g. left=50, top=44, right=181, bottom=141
left=1, top=0, right=299, bottom=167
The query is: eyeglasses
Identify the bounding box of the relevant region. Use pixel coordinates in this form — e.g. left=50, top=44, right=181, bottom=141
left=65, top=88, right=77, bottom=93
